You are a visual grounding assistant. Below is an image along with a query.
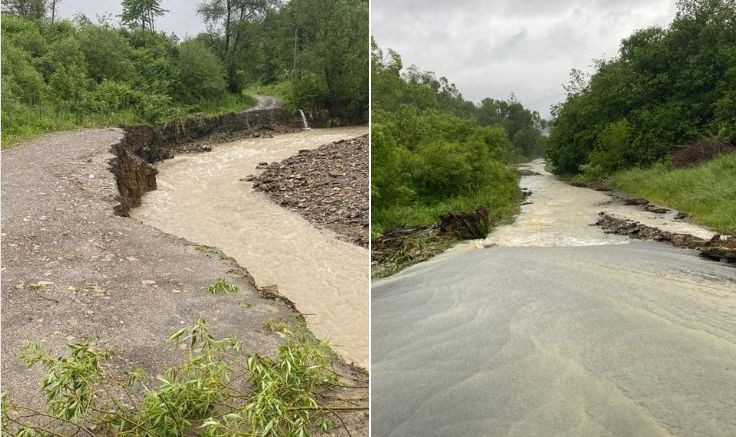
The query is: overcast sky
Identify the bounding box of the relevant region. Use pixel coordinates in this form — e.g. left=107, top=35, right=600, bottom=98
left=57, top=0, right=206, bottom=38
left=373, top=0, right=679, bottom=118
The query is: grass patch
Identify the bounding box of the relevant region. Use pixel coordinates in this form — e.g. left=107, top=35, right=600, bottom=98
left=1, top=93, right=258, bottom=149
left=4, top=319, right=364, bottom=436
left=195, top=244, right=219, bottom=255
left=24, top=282, right=43, bottom=290
left=372, top=184, right=520, bottom=239
left=609, top=153, right=736, bottom=234
left=206, top=278, right=239, bottom=294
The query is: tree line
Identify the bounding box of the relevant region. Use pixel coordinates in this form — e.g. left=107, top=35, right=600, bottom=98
left=547, top=0, right=736, bottom=176
left=371, top=41, right=543, bottom=234
left=1, top=0, right=368, bottom=144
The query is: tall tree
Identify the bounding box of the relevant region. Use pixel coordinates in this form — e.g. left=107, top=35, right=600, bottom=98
left=120, top=0, right=167, bottom=32
left=1, top=0, right=48, bottom=19
left=198, top=0, right=274, bottom=92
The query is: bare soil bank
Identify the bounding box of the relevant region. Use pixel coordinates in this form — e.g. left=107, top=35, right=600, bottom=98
left=251, top=134, right=369, bottom=247
left=111, top=108, right=324, bottom=216
left=1, top=109, right=367, bottom=435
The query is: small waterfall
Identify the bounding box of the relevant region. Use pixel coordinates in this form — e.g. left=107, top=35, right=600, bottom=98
left=299, top=109, right=311, bottom=130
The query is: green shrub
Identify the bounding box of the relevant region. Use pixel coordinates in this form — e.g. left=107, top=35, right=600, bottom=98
left=84, top=80, right=139, bottom=113
left=175, top=39, right=227, bottom=103
left=36, top=37, right=86, bottom=79
left=78, top=24, right=134, bottom=82
left=49, top=64, right=91, bottom=108
left=588, top=119, right=632, bottom=173
left=1, top=44, right=44, bottom=105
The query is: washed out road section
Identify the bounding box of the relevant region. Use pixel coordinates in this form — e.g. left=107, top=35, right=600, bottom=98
left=1, top=128, right=292, bottom=409
left=372, top=159, right=736, bottom=436
left=131, top=127, right=369, bottom=366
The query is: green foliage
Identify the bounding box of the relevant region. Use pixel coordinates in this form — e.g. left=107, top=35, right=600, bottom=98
left=2, top=0, right=48, bottom=20
left=610, top=152, right=736, bottom=234
left=48, top=64, right=91, bottom=108
left=197, top=0, right=368, bottom=121
left=588, top=119, right=632, bottom=173
left=547, top=0, right=736, bottom=175
left=2, top=0, right=369, bottom=145
left=371, top=45, right=522, bottom=236
left=206, top=278, right=239, bottom=294
left=286, top=0, right=369, bottom=122
left=5, top=319, right=363, bottom=436
left=120, top=0, right=168, bottom=32
left=175, top=39, right=227, bottom=102
left=1, top=42, right=45, bottom=105
left=0, top=14, right=260, bottom=146
left=77, top=23, right=135, bottom=83
left=20, top=342, right=112, bottom=421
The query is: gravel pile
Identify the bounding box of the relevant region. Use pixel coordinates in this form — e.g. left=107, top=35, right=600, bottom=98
left=252, top=134, right=369, bottom=247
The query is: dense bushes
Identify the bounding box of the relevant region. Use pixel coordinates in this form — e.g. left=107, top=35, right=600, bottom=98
left=0, top=14, right=245, bottom=144
left=547, top=0, right=736, bottom=175
left=371, top=45, right=521, bottom=235
left=2, top=0, right=369, bottom=144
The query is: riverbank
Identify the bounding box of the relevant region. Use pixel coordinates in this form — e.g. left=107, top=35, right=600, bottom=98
left=1, top=122, right=367, bottom=434
left=608, top=152, right=736, bottom=235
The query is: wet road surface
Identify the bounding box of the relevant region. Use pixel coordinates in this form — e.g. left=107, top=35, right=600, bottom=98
left=372, top=161, right=736, bottom=436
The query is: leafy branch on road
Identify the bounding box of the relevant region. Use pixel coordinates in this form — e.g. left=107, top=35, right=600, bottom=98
left=2, top=319, right=366, bottom=436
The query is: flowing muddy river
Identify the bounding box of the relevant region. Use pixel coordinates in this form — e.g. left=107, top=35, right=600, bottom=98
left=456, top=158, right=717, bottom=251
left=131, top=127, right=368, bottom=366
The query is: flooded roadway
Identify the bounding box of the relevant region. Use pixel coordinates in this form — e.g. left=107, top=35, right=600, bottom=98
left=372, top=160, right=736, bottom=436
left=131, top=127, right=369, bottom=366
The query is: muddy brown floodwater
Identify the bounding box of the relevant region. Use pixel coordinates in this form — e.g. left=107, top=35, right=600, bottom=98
left=453, top=159, right=717, bottom=253
left=131, top=127, right=369, bottom=367
left=372, top=159, right=736, bottom=437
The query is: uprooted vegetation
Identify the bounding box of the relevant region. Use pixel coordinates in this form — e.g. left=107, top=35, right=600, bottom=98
left=2, top=319, right=367, bottom=436
left=372, top=207, right=500, bottom=278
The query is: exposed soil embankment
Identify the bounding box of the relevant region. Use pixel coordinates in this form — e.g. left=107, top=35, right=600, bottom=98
left=251, top=135, right=369, bottom=247
left=372, top=207, right=493, bottom=277
left=110, top=108, right=327, bottom=216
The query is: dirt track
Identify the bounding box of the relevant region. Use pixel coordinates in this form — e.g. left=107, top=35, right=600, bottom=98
left=1, top=128, right=367, bottom=434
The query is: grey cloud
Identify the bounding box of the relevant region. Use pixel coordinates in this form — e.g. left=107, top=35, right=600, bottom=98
left=57, top=0, right=206, bottom=38
left=373, top=0, right=678, bottom=117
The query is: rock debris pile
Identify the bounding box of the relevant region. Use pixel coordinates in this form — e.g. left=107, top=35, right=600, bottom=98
left=595, top=212, right=736, bottom=264
left=251, top=135, right=368, bottom=247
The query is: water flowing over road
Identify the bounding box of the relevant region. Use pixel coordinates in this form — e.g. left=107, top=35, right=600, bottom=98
left=132, top=127, right=369, bottom=366
left=372, top=160, right=736, bottom=436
